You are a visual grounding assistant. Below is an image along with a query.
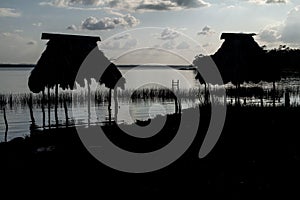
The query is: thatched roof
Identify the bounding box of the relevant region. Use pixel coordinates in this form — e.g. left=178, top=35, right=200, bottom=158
left=28, top=33, right=125, bottom=93
left=220, top=33, right=256, bottom=40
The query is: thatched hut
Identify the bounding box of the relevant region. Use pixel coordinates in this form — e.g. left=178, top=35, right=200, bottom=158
left=195, top=33, right=280, bottom=85
left=28, top=33, right=125, bottom=126
left=194, top=33, right=280, bottom=105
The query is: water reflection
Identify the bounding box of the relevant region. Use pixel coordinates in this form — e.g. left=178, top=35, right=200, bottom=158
left=1, top=67, right=300, bottom=141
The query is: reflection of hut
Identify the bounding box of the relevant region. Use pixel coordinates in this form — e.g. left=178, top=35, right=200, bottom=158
left=28, top=33, right=125, bottom=127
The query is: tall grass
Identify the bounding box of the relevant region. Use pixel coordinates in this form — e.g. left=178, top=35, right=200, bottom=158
left=0, top=85, right=299, bottom=108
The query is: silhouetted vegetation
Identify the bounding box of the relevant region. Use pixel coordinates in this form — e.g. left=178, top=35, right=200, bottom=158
left=194, top=34, right=300, bottom=87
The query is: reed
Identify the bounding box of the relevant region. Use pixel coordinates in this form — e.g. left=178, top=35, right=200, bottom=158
left=0, top=84, right=300, bottom=108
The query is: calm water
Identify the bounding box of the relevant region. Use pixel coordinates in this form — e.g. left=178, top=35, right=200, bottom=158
left=0, top=67, right=300, bottom=142
left=0, top=67, right=199, bottom=141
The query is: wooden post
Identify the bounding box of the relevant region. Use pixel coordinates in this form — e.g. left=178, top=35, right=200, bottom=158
left=87, top=82, right=91, bottom=127
left=41, top=90, right=46, bottom=128
left=63, top=98, right=69, bottom=127
left=236, top=83, right=240, bottom=106
left=3, top=108, right=8, bottom=142
left=172, top=80, right=180, bottom=113
left=55, top=84, right=59, bottom=128
left=48, top=87, right=51, bottom=129
left=108, top=88, right=112, bottom=125
left=114, top=88, right=118, bottom=123
left=204, top=83, right=209, bottom=104
left=174, top=96, right=178, bottom=114
left=272, top=81, right=276, bottom=107
left=285, top=91, right=290, bottom=107
left=28, top=93, right=35, bottom=124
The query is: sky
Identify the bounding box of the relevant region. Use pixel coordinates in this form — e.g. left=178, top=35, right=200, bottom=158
left=0, top=0, right=300, bottom=64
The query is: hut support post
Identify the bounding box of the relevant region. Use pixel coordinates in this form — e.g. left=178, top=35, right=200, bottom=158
left=87, top=82, right=91, bottom=127
left=175, top=96, right=178, bottom=114
left=42, top=90, right=46, bottom=128
left=285, top=91, right=290, bottom=107
left=63, top=97, right=69, bottom=127
left=114, top=88, right=118, bottom=123
left=273, top=81, right=276, bottom=107
left=29, top=93, right=35, bottom=124
left=55, top=84, right=59, bottom=128
left=236, top=83, right=241, bottom=106
left=48, top=87, right=51, bottom=128
left=3, top=108, right=8, bottom=142
left=108, top=88, right=112, bottom=125
left=204, top=83, right=209, bottom=104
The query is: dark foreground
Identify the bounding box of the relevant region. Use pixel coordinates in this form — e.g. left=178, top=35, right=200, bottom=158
left=0, top=105, right=300, bottom=198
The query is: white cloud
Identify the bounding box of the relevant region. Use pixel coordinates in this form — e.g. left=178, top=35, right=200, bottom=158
left=123, top=38, right=138, bottom=49
left=14, top=29, right=23, bottom=33
left=40, top=0, right=210, bottom=11
left=66, top=24, right=77, bottom=30
left=176, top=41, right=190, bottom=49
left=162, top=40, right=176, bottom=49
left=281, top=6, right=300, bottom=44
left=158, top=28, right=180, bottom=40
left=40, top=0, right=102, bottom=7
left=113, top=33, right=131, bottom=40
left=197, top=25, right=215, bottom=36
left=266, top=0, right=287, bottom=3
left=100, top=41, right=121, bottom=49
left=247, top=0, right=288, bottom=4
left=99, top=33, right=137, bottom=50
left=259, top=5, right=300, bottom=46
left=259, top=24, right=282, bottom=43
left=32, top=22, right=42, bottom=27
left=81, top=14, right=140, bottom=30
left=0, top=8, right=21, bottom=17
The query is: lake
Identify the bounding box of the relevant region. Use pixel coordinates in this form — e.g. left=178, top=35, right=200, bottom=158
left=0, top=66, right=200, bottom=141
left=0, top=67, right=300, bottom=141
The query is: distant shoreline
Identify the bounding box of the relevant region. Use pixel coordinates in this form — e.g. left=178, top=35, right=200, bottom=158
left=0, top=64, right=195, bottom=70
left=0, top=64, right=35, bottom=68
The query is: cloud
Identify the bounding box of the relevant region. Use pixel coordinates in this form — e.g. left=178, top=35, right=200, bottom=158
left=40, top=0, right=102, bottom=7
left=32, top=22, right=42, bottom=27
left=81, top=14, right=140, bottom=30
left=202, top=43, right=210, bottom=48
left=100, top=41, right=121, bottom=49
left=99, top=33, right=137, bottom=50
left=162, top=40, right=176, bottom=49
left=158, top=28, right=180, bottom=40
left=40, top=0, right=210, bottom=11
left=176, top=41, right=190, bottom=49
left=113, top=33, right=131, bottom=40
left=281, top=6, right=300, bottom=44
left=266, top=0, right=287, bottom=3
left=99, top=37, right=137, bottom=50
left=259, top=24, right=282, bottom=43
left=197, top=25, right=215, bottom=36
left=66, top=24, right=77, bottom=30
left=27, top=41, right=37, bottom=45
left=247, top=0, right=288, bottom=4
left=123, top=38, right=138, bottom=49
left=0, top=8, right=21, bottom=17
left=259, top=5, right=300, bottom=46
left=14, top=29, right=23, bottom=33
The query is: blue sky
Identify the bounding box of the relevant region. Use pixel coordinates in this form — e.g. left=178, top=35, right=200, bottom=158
left=0, top=0, right=300, bottom=64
